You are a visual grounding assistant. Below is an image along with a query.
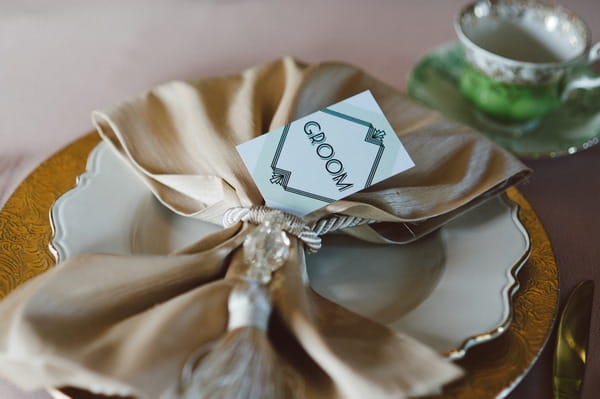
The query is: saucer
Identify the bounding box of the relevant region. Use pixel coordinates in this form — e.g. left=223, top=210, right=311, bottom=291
left=407, top=42, right=600, bottom=159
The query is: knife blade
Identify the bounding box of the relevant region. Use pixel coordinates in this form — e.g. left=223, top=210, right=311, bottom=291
left=553, top=280, right=594, bottom=399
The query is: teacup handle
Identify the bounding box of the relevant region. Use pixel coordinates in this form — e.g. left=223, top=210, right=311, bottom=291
left=562, top=42, right=600, bottom=100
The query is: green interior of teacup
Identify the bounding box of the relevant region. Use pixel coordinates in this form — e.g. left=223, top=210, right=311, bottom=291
left=459, top=64, right=561, bottom=121
left=460, top=0, right=588, bottom=63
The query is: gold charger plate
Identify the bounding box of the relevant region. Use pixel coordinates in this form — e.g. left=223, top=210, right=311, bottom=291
left=0, top=132, right=559, bottom=399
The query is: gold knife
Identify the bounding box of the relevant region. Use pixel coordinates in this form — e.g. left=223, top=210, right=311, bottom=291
left=553, top=280, right=595, bottom=399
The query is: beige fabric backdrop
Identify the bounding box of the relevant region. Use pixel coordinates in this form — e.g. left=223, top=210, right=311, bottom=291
left=1, top=1, right=599, bottom=398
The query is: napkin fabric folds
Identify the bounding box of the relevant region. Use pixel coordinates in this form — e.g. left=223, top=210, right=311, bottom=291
left=0, top=57, right=529, bottom=399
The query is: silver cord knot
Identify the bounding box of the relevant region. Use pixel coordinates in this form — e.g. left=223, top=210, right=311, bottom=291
left=223, top=206, right=375, bottom=253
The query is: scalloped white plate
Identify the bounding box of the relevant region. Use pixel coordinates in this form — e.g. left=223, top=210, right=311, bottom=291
left=51, top=142, right=530, bottom=358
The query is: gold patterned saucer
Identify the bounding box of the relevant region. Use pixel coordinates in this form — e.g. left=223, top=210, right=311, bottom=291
left=0, top=133, right=559, bottom=398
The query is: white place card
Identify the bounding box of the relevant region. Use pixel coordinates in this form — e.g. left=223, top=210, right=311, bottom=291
left=237, top=90, right=414, bottom=215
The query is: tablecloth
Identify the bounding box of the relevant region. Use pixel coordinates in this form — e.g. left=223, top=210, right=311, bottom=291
left=1, top=1, right=598, bottom=398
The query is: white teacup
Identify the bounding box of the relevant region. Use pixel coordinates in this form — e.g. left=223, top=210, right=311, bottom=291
left=455, top=0, right=600, bottom=123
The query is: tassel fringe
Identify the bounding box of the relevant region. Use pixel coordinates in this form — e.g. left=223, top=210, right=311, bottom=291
left=165, top=280, right=300, bottom=399
left=172, top=327, right=292, bottom=399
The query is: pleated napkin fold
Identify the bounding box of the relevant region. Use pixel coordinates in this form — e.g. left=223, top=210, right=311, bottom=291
left=0, top=57, right=529, bottom=399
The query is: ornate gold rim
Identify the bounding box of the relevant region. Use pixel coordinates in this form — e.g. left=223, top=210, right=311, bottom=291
left=444, top=193, right=533, bottom=361
left=48, top=142, right=109, bottom=266
left=0, top=132, right=559, bottom=398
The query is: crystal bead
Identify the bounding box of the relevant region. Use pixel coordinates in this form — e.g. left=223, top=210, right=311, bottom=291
left=243, top=211, right=291, bottom=284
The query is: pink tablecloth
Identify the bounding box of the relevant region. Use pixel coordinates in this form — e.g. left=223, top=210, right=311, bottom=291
left=1, top=1, right=599, bottom=398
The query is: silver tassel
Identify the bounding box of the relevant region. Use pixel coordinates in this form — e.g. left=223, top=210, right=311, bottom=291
left=168, top=212, right=298, bottom=399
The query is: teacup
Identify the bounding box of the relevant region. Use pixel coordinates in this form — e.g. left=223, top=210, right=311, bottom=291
left=455, top=0, right=600, bottom=127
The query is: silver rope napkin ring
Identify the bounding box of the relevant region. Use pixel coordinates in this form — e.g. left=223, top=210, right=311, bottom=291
left=223, top=206, right=376, bottom=254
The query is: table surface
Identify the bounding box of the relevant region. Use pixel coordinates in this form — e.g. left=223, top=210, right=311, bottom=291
left=1, top=1, right=598, bottom=398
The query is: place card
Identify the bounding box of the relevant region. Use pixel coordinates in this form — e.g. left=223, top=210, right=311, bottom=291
left=237, top=90, right=414, bottom=215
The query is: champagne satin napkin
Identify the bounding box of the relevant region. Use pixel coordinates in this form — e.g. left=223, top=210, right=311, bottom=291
left=0, top=58, right=529, bottom=399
